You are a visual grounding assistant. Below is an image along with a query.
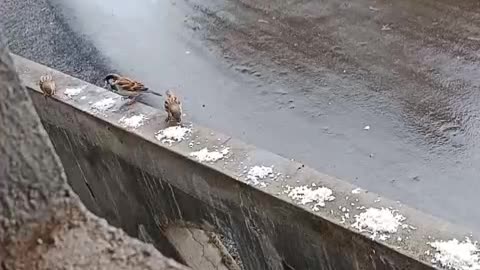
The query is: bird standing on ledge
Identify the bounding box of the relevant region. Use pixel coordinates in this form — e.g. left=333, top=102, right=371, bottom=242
left=164, top=90, right=182, bottom=124
left=103, top=73, right=162, bottom=105
left=39, top=75, right=56, bottom=98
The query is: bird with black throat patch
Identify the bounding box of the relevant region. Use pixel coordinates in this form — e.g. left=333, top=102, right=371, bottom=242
left=39, top=74, right=56, bottom=98
left=103, top=73, right=162, bottom=105
left=164, top=90, right=182, bottom=124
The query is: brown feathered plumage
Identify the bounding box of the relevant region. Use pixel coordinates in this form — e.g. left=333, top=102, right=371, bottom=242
left=103, top=73, right=162, bottom=98
left=39, top=75, right=56, bottom=97
left=164, top=90, right=182, bottom=124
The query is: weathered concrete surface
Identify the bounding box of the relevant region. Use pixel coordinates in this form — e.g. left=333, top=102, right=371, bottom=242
left=165, top=227, right=240, bottom=270
left=0, top=32, right=188, bottom=269
left=14, top=54, right=479, bottom=269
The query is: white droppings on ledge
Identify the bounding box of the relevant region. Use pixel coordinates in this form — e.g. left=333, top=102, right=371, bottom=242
left=119, top=114, right=147, bottom=129
left=352, top=207, right=405, bottom=240
left=64, top=85, right=86, bottom=98
left=351, top=188, right=362, bottom=194
left=91, top=98, right=116, bottom=112
left=246, top=166, right=274, bottom=187
left=155, top=126, right=191, bottom=145
left=190, top=147, right=229, bottom=163
left=429, top=238, right=480, bottom=270
left=286, top=185, right=335, bottom=211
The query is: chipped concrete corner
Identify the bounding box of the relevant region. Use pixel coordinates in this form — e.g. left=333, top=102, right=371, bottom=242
left=13, top=53, right=480, bottom=270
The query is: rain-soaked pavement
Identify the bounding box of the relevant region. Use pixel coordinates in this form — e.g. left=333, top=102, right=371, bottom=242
left=2, top=0, right=480, bottom=231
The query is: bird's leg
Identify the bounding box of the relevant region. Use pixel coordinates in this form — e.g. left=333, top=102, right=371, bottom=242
left=118, top=96, right=130, bottom=108
left=119, top=96, right=135, bottom=110
left=126, top=96, right=138, bottom=106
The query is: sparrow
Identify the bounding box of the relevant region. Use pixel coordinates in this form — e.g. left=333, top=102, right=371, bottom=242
left=39, top=75, right=56, bottom=97
left=103, top=73, right=162, bottom=104
left=164, top=90, right=182, bottom=124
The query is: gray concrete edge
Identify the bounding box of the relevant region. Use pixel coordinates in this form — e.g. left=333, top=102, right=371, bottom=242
left=13, top=53, right=478, bottom=269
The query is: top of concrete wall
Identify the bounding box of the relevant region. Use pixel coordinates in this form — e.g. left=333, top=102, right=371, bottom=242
left=13, top=54, right=480, bottom=270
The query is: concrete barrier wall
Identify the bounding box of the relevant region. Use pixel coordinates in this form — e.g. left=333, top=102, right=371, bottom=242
left=14, top=54, right=477, bottom=270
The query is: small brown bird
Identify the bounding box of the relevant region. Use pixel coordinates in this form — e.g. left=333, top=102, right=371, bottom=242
left=39, top=75, right=56, bottom=97
left=164, top=90, right=182, bottom=124
left=103, top=73, right=162, bottom=104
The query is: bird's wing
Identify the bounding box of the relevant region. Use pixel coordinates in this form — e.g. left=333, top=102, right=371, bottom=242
left=165, top=90, right=180, bottom=103
left=164, top=96, right=175, bottom=111
left=165, top=95, right=181, bottom=111
left=116, top=78, right=147, bottom=92
left=40, top=75, right=52, bottom=83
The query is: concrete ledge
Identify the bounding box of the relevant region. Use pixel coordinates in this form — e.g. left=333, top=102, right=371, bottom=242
left=14, top=54, right=479, bottom=270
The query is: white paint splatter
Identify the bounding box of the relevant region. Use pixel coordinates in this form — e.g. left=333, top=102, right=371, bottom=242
left=352, top=207, right=405, bottom=240
left=429, top=238, right=480, bottom=270
left=351, top=188, right=362, bottom=194
left=246, top=166, right=274, bottom=187
left=64, top=86, right=86, bottom=97
left=286, top=185, right=335, bottom=211
left=155, top=126, right=191, bottom=145
left=119, top=114, right=147, bottom=129
left=91, top=98, right=116, bottom=112
left=190, top=148, right=229, bottom=163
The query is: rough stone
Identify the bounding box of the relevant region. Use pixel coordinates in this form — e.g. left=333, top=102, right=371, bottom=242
left=0, top=31, right=188, bottom=270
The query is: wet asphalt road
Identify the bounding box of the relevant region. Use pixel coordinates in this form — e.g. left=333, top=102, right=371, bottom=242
left=2, top=0, right=480, bottom=231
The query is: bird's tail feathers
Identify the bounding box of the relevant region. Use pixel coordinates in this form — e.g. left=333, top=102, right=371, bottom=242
left=145, top=89, right=163, bottom=96
left=40, top=75, right=52, bottom=83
